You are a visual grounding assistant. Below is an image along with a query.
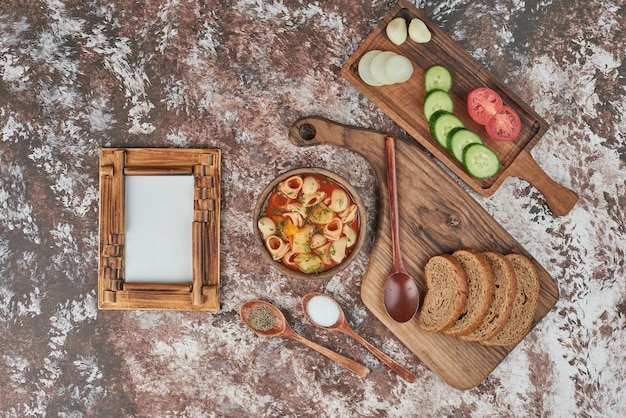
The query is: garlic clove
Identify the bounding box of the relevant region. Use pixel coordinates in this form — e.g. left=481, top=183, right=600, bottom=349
left=386, top=17, right=408, bottom=46
left=408, top=18, right=431, bottom=43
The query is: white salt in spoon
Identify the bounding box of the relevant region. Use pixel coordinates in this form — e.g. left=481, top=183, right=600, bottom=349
left=240, top=300, right=369, bottom=378
left=302, top=292, right=416, bottom=383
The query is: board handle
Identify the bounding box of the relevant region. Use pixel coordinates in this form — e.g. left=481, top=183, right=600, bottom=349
left=289, top=116, right=386, bottom=149
left=509, top=150, right=578, bottom=216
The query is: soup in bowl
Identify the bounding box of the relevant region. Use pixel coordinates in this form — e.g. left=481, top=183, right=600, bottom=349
left=253, top=168, right=366, bottom=280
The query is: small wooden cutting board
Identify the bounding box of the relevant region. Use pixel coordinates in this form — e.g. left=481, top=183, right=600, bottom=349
left=289, top=117, right=559, bottom=390
left=342, top=0, right=578, bottom=216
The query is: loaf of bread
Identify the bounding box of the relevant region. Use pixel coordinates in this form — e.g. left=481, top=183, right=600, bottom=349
left=480, top=254, right=540, bottom=347
left=417, top=255, right=468, bottom=333
left=443, top=249, right=494, bottom=337
left=459, top=251, right=518, bottom=342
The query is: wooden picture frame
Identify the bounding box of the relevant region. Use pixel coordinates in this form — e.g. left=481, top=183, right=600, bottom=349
left=98, top=148, right=221, bottom=311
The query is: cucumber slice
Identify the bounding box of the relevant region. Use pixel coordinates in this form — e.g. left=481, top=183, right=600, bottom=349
left=448, top=128, right=483, bottom=162
left=423, top=89, right=454, bottom=121
left=429, top=111, right=464, bottom=148
left=462, top=143, right=500, bottom=178
left=425, top=65, right=452, bottom=92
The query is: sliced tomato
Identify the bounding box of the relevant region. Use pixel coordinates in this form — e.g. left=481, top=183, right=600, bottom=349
left=485, top=106, right=521, bottom=141
left=467, top=87, right=503, bottom=125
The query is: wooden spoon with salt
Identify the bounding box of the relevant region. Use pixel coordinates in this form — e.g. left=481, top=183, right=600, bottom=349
left=302, top=292, right=416, bottom=383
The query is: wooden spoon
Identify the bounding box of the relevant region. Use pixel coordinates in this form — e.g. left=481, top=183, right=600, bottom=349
left=302, top=292, right=416, bottom=383
left=383, top=136, right=420, bottom=323
left=239, top=300, right=369, bottom=378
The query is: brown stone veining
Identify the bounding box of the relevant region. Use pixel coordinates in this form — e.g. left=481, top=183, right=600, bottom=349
left=1, top=0, right=625, bottom=416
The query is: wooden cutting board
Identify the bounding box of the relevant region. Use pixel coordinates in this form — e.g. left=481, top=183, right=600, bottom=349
left=288, top=116, right=559, bottom=390
left=342, top=0, right=578, bottom=216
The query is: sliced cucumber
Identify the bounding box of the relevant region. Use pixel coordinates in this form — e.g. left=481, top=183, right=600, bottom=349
left=429, top=111, right=464, bottom=148
left=425, top=65, right=452, bottom=92
left=448, top=128, right=483, bottom=162
left=462, top=143, right=500, bottom=178
left=423, top=89, right=454, bottom=121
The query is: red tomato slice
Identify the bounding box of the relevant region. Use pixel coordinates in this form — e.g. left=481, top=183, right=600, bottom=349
left=485, top=106, right=521, bottom=141
left=467, top=87, right=503, bottom=125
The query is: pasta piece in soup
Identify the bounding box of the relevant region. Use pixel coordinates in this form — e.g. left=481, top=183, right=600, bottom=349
left=286, top=202, right=307, bottom=217
left=323, top=218, right=343, bottom=241
left=301, top=191, right=326, bottom=207
left=310, top=233, right=327, bottom=249
left=257, top=216, right=276, bottom=239
left=314, top=242, right=333, bottom=265
left=339, top=204, right=358, bottom=224
left=279, top=176, right=303, bottom=199
left=266, top=235, right=289, bottom=260
left=342, top=224, right=357, bottom=248
left=329, top=189, right=349, bottom=213
left=302, top=176, right=320, bottom=194
left=330, top=236, right=348, bottom=263
left=284, top=211, right=303, bottom=228
left=283, top=251, right=298, bottom=266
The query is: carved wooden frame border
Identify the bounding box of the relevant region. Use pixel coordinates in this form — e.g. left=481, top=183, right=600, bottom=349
left=98, top=148, right=221, bottom=310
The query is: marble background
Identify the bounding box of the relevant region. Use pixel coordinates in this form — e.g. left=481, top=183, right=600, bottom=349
left=1, top=0, right=625, bottom=416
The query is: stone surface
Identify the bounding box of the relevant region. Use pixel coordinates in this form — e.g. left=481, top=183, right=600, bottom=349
left=1, top=0, right=625, bottom=416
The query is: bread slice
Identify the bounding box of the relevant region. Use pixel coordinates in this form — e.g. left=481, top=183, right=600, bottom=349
left=459, top=252, right=518, bottom=342
left=417, top=255, right=468, bottom=333
left=480, top=254, right=540, bottom=347
left=444, top=249, right=494, bottom=337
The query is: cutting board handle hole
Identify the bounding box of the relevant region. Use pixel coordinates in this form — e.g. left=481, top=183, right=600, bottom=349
left=395, top=8, right=411, bottom=19
left=299, top=124, right=317, bottom=141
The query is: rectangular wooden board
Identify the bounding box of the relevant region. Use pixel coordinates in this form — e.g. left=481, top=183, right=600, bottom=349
left=342, top=0, right=549, bottom=196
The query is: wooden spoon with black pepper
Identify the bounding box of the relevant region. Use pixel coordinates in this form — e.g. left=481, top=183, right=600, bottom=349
left=240, top=300, right=369, bottom=378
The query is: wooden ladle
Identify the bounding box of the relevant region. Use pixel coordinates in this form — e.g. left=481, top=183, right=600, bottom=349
left=383, top=136, right=420, bottom=323
left=302, top=292, right=416, bottom=383
left=239, top=300, right=369, bottom=378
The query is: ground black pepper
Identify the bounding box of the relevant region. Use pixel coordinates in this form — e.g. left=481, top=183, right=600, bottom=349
left=248, top=305, right=276, bottom=331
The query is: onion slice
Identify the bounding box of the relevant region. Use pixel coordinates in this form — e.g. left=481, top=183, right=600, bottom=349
left=357, top=50, right=384, bottom=86
left=359, top=50, right=414, bottom=86
left=385, top=55, right=414, bottom=84
left=369, top=51, right=396, bottom=85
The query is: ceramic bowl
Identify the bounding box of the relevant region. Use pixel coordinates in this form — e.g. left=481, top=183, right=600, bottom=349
left=253, top=168, right=366, bottom=280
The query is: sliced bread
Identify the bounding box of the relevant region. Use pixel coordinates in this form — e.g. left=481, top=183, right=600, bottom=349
left=480, top=254, right=540, bottom=347
left=459, top=251, right=518, bottom=342
left=417, top=254, right=468, bottom=333
left=444, top=249, right=494, bottom=337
